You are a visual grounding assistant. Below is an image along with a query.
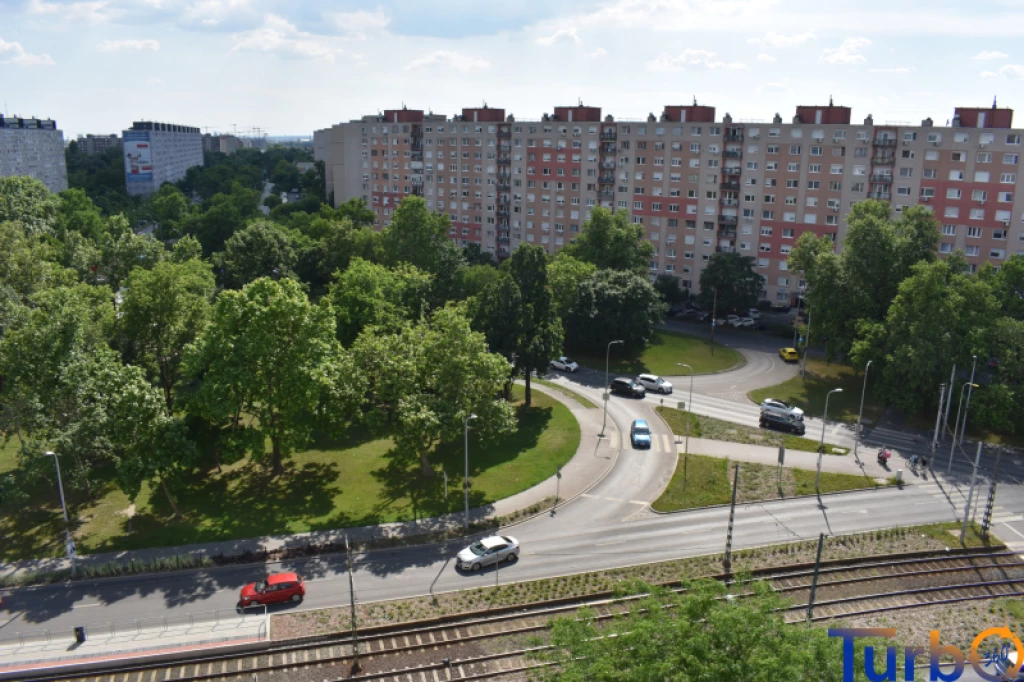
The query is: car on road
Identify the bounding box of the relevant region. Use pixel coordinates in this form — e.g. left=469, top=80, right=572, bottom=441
left=637, top=373, right=673, bottom=394
left=725, top=314, right=740, bottom=326
left=457, top=535, right=520, bottom=571
left=550, top=356, right=579, bottom=373
left=610, top=377, right=646, bottom=398
left=779, top=347, right=799, bottom=362
left=759, top=411, right=806, bottom=435
left=630, top=419, right=653, bottom=448
left=673, top=309, right=700, bottom=320
left=747, top=308, right=762, bottom=320
left=760, top=398, right=805, bottom=421
left=239, top=572, right=305, bottom=608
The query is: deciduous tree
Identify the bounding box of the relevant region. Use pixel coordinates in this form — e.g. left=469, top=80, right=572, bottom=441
left=697, top=252, right=764, bottom=313
left=329, top=258, right=432, bottom=346
left=560, top=207, right=654, bottom=272
left=562, top=269, right=664, bottom=352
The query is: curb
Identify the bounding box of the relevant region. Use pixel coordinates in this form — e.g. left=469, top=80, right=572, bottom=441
left=648, top=478, right=904, bottom=515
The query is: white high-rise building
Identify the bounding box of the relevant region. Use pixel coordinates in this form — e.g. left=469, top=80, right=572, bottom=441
left=0, top=115, right=68, bottom=193
left=123, top=121, right=202, bottom=196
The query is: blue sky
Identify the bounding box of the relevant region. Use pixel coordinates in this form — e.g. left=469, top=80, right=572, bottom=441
left=3, top=0, right=1024, bottom=138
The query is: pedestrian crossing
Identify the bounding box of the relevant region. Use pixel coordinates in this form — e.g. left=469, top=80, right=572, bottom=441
left=604, top=430, right=677, bottom=454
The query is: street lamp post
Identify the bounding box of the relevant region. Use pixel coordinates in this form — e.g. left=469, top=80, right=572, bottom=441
left=44, top=451, right=75, bottom=577
left=600, top=340, right=624, bottom=437
left=960, top=355, right=978, bottom=446
left=853, top=361, right=872, bottom=463
left=463, top=414, right=478, bottom=529
left=676, top=363, right=694, bottom=456
left=948, top=382, right=979, bottom=473
left=816, top=389, right=843, bottom=492
left=792, top=292, right=804, bottom=349
left=801, top=303, right=813, bottom=380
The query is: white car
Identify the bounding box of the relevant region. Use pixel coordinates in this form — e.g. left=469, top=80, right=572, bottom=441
left=725, top=314, right=740, bottom=326
left=737, top=317, right=756, bottom=328
left=760, top=398, right=805, bottom=421
left=456, top=535, right=520, bottom=571
left=550, top=356, right=579, bottom=373
left=747, top=308, right=762, bottom=320
left=637, top=373, right=673, bottom=394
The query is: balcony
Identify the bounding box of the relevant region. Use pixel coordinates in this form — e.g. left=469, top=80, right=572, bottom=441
left=498, top=171, right=510, bottom=179
left=497, top=207, right=510, bottom=217
left=600, top=131, right=617, bottom=140
left=718, top=215, right=738, bottom=225
left=871, top=156, right=895, bottom=165
left=411, top=127, right=423, bottom=138
left=599, top=174, right=615, bottom=184
left=724, top=149, right=743, bottom=158
left=718, top=228, right=737, bottom=239
left=599, top=189, right=615, bottom=199
left=873, top=138, right=897, bottom=147
left=869, top=173, right=893, bottom=183
left=716, top=246, right=736, bottom=253
left=724, top=132, right=744, bottom=142
left=720, top=181, right=740, bottom=191
left=497, top=236, right=510, bottom=243
left=868, top=191, right=892, bottom=200
left=602, top=144, right=617, bottom=154
left=723, top=166, right=741, bottom=176
left=411, top=186, right=423, bottom=196
left=411, top=152, right=423, bottom=162
left=720, top=198, right=739, bottom=207
left=601, top=160, right=616, bottom=170
left=497, top=156, right=511, bottom=165
left=497, top=129, right=511, bottom=138
left=497, top=182, right=511, bottom=191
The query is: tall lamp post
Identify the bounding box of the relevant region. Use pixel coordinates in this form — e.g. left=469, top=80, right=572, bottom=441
left=45, top=451, right=76, bottom=577
left=948, top=382, right=979, bottom=473
left=816, top=388, right=843, bottom=492
left=792, top=290, right=805, bottom=350
left=463, top=413, right=478, bottom=529
left=853, top=361, right=872, bottom=463
left=676, top=363, right=694, bottom=456
left=600, top=340, right=624, bottom=437
left=801, top=302, right=813, bottom=380
left=959, top=355, right=978, bottom=446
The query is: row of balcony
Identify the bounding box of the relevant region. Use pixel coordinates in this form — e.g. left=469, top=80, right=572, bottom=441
left=871, top=156, right=895, bottom=165
left=716, top=245, right=736, bottom=253
left=870, top=173, right=893, bottom=183
left=723, top=149, right=743, bottom=158
left=720, top=198, right=739, bottom=207
left=868, top=191, right=892, bottom=200
left=497, top=156, right=511, bottom=165
left=599, top=174, right=615, bottom=184
left=873, top=138, right=897, bottom=147
left=724, top=132, right=743, bottom=142
left=718, top=215, right=738, bottom=225
left=497, top=182, right=511, bottom=191
left=723, top=167, right=741, bottom=176
left=720, top=181, right=740, bottom=191
left=497, top=129, right=511, bottom=138
left=600, top=131, right=617, bottom=140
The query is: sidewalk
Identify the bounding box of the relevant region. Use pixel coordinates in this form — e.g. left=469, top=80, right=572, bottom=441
left=0, top=384, right=616, bottom=581
left=684, top=437, right=918, bottom=482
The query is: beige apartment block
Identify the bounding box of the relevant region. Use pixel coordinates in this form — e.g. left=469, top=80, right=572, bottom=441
left=315, top=101, right=1024, bottom=305
left=0, top=115, right=68, bottom=193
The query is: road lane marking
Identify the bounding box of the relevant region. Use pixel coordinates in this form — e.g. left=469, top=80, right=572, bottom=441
left=73, top=603, right=103, bottom=608
left=1001, top=522, right=1024, bottom=541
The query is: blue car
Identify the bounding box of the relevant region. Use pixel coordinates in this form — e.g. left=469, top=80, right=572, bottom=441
left=630, top=419, right=652, bottom=449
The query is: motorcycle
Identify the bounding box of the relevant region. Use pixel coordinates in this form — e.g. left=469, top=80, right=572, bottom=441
left=877, top=447, right=892, bottom=467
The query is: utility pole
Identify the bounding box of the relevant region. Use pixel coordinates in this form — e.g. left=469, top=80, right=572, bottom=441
left=942, top=364, right=956, bottom=437
left=344, top=534, right=361, bottom=674
left=981, top=447, right=1003, bottom=539
left=709, top=287, right=718, bottom=356
left=723, top=464, right=739, bottom=575
left=806, top=533, right=825, bottom=621
left=932, top=383, right=946, bottom=455
left=960, top=355, right=978, bottom=445
left=801, top=303, right=813, bottom=379
left=960, top=442, right=983, bottom=545
left=853, top=360, right=871, bottom=463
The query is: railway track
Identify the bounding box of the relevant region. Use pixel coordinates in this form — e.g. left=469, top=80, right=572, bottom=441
left=26, top=549, right=1024, bottom=682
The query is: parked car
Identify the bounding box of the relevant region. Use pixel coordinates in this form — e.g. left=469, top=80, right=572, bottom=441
left=747, top=308, right=762, bottom=320
left=610, top=377, right=646, bottom=398
left=239, top=572, right=305, bottom=608
left=456, top=535, right=520, bottom=571
left=725, top=314, right=740, bottom=326
left=674, top=309, right=700, bottom=320
left=779, top=347, right=800, bottom=362
left=760, top=398, right=805, bottom=421
left=759, top=411, right=806, bottom=435
left=667, top=303, right=687, bottom=315
left=637, top=373, right=673, bottom=394
left=550, top=356, right=579, bottom=373
left=737, top=317, right=756, bottom=328
left=630, top=419, right=653, bottom=448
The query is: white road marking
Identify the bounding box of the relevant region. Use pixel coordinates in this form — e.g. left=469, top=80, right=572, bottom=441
left=74, top=603, right=103, bottom=608
left=1001, top=522, right=1024, bottom=541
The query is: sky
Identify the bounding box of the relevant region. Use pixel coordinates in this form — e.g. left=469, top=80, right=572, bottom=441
left=3, top=0, right=1024, bottom=138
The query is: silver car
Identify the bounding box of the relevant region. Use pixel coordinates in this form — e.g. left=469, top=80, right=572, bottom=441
left=760, top=398, right=805, bottom=420
left=456, top=535, right=520, bottom=571
left=637, top=373, right=673, bottom=394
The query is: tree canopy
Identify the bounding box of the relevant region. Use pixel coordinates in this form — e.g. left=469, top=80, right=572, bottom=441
left=560, top=207, right=654, bottom=273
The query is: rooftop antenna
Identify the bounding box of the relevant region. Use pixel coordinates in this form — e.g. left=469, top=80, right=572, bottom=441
left=993, top=96, right=998, bottom=109
left=829, top=94, right=833, bottom=106
left=693, top=96, right=698, bottom=106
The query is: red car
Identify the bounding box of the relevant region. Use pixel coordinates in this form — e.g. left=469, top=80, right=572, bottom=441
left=239, top=572, right=305, bottom=608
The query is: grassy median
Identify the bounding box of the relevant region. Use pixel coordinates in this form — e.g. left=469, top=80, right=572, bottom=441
left=655, top=406, right=848, bottom=455
left=569, top=330, right=744, bottom=376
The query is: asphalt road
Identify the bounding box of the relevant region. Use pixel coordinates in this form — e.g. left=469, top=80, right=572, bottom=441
left=3, top=332, right=1023, bottom=647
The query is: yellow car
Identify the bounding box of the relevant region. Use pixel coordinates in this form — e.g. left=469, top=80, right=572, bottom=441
left=779, top=347, right=799, bottom=362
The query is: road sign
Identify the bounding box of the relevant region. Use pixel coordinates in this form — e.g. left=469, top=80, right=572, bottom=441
left=603, top=392, right=610, bottom=401
left=778, top=445, right=785, bottom=465
left=556, top=466, right=562, bottom=479
left=65, top=536, right=76, bottom=560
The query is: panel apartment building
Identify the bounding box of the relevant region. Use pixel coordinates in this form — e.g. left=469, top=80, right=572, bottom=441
left=0, top=115, right=68, bottom=193
left=123, top=121, right=203, bottom=196
left=76, top=133, right=121, bottom=155
left=315, top=102, right=1024, bottom=305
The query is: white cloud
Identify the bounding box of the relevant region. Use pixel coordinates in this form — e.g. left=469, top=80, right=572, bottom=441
left=589, top=47, right=607, bottom=59
left=405, top=50, right=490, bottom=72
left=97, top=39, right=160, bottom=52
left=536, top=28, right=580, bottom=46
left=755, top=53, right=776, bottom=62
left=648, top=49, right=746, bottom=72
left=331, top=8, right=390, bottom=39
left=820, top=37, right=871, bottom=65
left=868, top=66, right=914, bottom=73
left=185, top=0, right=251, bottom=26
left=146, top=77, right=165, bottom=85
left=980, top=70, right=998, bottom=78
left=973, top=50, right=1009, bottom=60
left=747, top=31, right=814, bottom=48
left=231, top=14, right=340, bottom=61
left=0, top=38, right=55, bottom=66
left=997, top=64, right=1024, bottom=78
left=29, top=0, right=119, bottom=23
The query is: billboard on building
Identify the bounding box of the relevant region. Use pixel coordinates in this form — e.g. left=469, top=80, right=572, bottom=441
left=123, top=131, right=153, bottom=183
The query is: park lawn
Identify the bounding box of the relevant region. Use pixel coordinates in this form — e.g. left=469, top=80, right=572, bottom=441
left=0, top=386, right=580, bottom=560
left=652, top=454, right=880, bottom=512
left=655, top=406, right=848, bottom=455
left=748, top=358, right=884, bottom=425
left=568, top=330, right=744, bottom=377
left=534, top=378, right=598, bottom=409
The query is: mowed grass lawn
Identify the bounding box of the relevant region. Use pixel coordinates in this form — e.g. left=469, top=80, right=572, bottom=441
left=569, top=330, right=744, bottom=376
left=652, top=454, right=881, bottom=512
left=748, top=358, right=884, bottom=424
left=655, top=406, right=848, bottom=455
left=0, top=386, right=580, bottom=560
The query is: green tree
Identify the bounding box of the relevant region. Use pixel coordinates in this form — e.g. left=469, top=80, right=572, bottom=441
left=988, top=254, right=1024, bottom=320
left=560, top=207, right=654, bottom=272
left=97, top=220, right=166, bottom=290
left=329, top=258, right=432, bottom=346
left=698, top=252, right=765, bottom=313
left=0, top=176, right=60, bottom=235
left=193, top=193, right=246, bottom=254
left=332, top=197, right=376, bottom=227
left=472, top=274, right=525, bottom=398
left=463, top=242, right=496, bottom=266
left=350, top=304, right=515, bottom=476
left=116, top=258, right=216, bottom=411
left=455, top=263, right=502, bottom=300
left=184, top=277, right=344, bottom=476
left=653, top=274, right=687, bottom=305
left=506, top=245, right=563, bottom=406
left=381, top=196, right=464, bottom=302
left=540, top=579, right=845, bottom=681
left=151, top=185, right=191, bottom=235
left=56, top=188, right=107, bottom=242
left=563, top=269, right=665, bottom=352
left=0, top=221, right=76, bottom=304
left=547, top=254, right=596, bottom=319
left=222, top=219, right=298, bottom=287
